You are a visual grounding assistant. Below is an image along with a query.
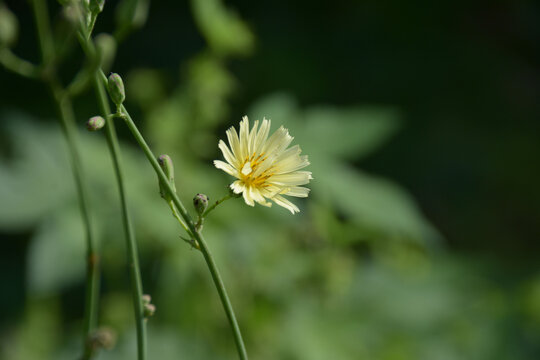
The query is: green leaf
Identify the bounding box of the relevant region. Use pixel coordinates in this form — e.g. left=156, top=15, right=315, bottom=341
left=302, top=106, right=400, bottom=160
left=248, top=93, right=401, bottom=160
left=0, top=113, right=73, bottom=229
left=191, top=0, right=254, bottom=57
left=27, top=208, right=86, bottom=295
left=315, top=162, right=440, bottom=245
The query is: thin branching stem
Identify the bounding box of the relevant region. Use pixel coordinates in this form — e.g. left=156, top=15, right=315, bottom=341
left=93, top=73, right=147, bottom=360
left=0, top=48, right=40, bottom=78
left=117, top=101, right=249, bottom=360
left=75, top=23, right=147, bottom=360
left=203, top=194, right=234, bottom=218
left=74, top=9, right=247, bottom=359
left=29, top=1, right=99, bottom=358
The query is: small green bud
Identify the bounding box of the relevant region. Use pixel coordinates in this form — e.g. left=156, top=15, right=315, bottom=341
left=61, top=3, right=82, bottom=28
left=107, top=73, right=125, bottom=107
left=89, top=0, right=105, bottom=14
left=157, top=154, right=176, bottom=199
left=141, top=294, right=151, bottom=306
left=143, top=303, right=156, bottom=318
left=86, top=116, right=106, bottom=131
left=141, top=294, right=155, bottom=318
left=0, top=4, right=18, bottom=47
left=193, top=193, right=209, bottom=215
left=87, top=327, right=117, bottom=352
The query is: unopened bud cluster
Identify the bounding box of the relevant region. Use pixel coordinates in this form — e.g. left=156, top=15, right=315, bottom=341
left=87, top=327, right=117, bottom=353
left=86, top=116, right=105, bottom=131
left=142, top=294, right=155, bottom=319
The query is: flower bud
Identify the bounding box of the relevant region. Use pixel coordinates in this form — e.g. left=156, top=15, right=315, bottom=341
left=141, top=294, right=151, bottom=305
left=86, top=116, right=106, bottom=131
left=107, top=73, right=125, bottom=107
left=0, top=4, right=18, bottom=47
left=193, top=193, right=209, bottom=215
left=87, top=327, right=117, bottom=352
left=143, top=303, right=156, bottom=318
left=61, top=3, right=82, bottom=28
left=157, top=154, right=176, bottom=199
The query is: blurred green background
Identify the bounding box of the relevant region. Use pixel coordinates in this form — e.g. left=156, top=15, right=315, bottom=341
left=1, top=0, right=540, bottom=359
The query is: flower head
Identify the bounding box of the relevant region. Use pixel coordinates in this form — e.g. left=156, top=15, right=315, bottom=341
left=214, top=116, right=312, bottom=214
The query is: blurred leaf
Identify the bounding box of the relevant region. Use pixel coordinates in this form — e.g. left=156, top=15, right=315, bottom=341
left=248, top=93, right=400, bottom=160
left=0, top=113, right=73, bottom=229
left=247, top=92, right=302, bottom=128
left=27, top=208, right=86, bottom=295
left=249, top=93, right=439, bottom=245
left=191, top=0, right=255, bottom=57
left=315, top=162, right=440, bottom=245
left=187, top=54, right=236, bottom=127
left=126, top=68, right=166, bottom=110
left=115, top=0, right=150, bottom=40
left=2, top=299, right=61, bottom=360
left=302, top=106, right=401, bottom=161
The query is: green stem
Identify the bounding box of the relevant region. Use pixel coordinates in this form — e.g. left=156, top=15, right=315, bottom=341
left=55, top=89, right=101, bottom=360
left=203, top=194, right=234, bottom=217
left=75, top=17, right=248, bottom=359
left=117, top=103, right=249, bottom=360
left=0, top=48, right=40, bottom=78
left=195, top=193, right=234, bottom=231
left=30, top=0, right=99, bottom=358
left=168, top=201, right=191, bottom=235
left=92, top=73, right=147, bottom=360
left=73, top=11, right=147, bottom=360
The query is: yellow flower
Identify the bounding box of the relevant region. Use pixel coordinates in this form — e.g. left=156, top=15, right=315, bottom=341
left=214, top=116, right=312, bottom=214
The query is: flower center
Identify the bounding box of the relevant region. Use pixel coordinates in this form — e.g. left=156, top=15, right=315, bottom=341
left=240, top=153, right=272, bottom=187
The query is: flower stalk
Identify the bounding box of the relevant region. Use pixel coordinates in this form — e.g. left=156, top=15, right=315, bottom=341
left=73, top=5, right=248, bottom=360
left=74, top=8, right=147, bottom=360
left=115, top=96, right=248, bottom=360
left=29, top=0, right=100, bottom=358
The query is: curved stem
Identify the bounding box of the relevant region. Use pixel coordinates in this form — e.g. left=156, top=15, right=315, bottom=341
left=117, top=104, right=248, bottom=360
left=30, top=1, right=100, bottom=358
left=55, top=90, right=101, bottom=360
left=0, top=48, right=40, bottom=78
left=76, top=25, right=248, bottom=360
left=73, top=12, right=147, bottom=360
left=93, top=74, right=147, bottom=360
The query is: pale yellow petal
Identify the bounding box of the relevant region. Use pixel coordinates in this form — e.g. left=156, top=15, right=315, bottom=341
left=253, top=118, right=271, bottom=155
left=262, top=126, right=293, bottom=156
left=239, top=116, right=250, bottom=159
left=230, top=180, right=245, bottom=194
left=269, top=171, right=313, bottom=186
left=242, top=187, right=255, bottom=206
left=226, top=126, right=241, bottom=161
left=249, top=186, right=269, bottom=205
left=248, top=120, right=259, bottom=155
left=282, top=186, right=310, bottom=198
left=218, top=140, right=238, bottom=168
left=214, top=160, right=237, bottom=177
left=273, top=145, right=310, bottom=174
left=272, top=194, right=300, bottom=214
